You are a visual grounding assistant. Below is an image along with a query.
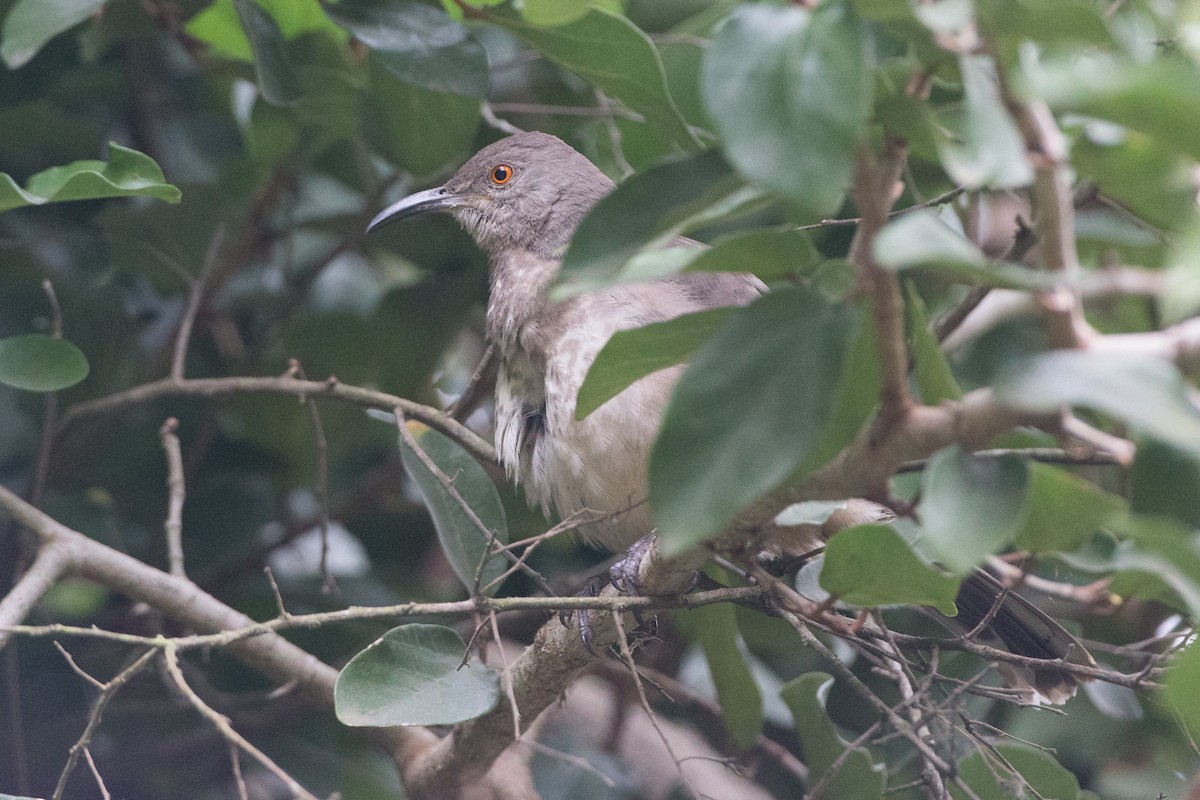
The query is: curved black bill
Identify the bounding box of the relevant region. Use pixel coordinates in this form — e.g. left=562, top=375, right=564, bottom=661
left=366, top=186, right=462, bottom=233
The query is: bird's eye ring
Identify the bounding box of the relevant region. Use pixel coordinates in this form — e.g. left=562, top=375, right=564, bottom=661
left=490, top=164, right=514, bottom=185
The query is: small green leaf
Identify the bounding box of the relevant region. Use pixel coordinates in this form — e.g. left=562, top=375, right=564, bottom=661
left=234, top=0, right=300, bottom=106
left=558, top=149, right=749, bottom=293
left=780, top=673, right=885, bottom=800
left=1131, top=438, right=1200, bottom=527
left=702, top=2, right=872, bottom=218
left=1015, top=463, right=1127, bottom=553
left=323, top=0, right=488, bottom=97
left=0, top=335, right=89, bottom=392
left=576, top=308, right=732, bottom=420
left=490, top=8, right=696, bottom=149
left=677, top=603, right=764, bottom=748
left=188, top=0, right=344, bottom=60
left=335, top=624, right=500, bottom=726
left=939, top=55, right=1034, bottom=189
left=398, top=422, right=508, bottom=595
left=919, top=446, right=1030, bottom=574
left=951, top=744, right=1080, bottom=800
left=650, top=287, right=859, bottom=553
left=1165, top=640, right=1200, bottom=741
left=904, top=282, right=962, bottom=404
left=995, top=351, right=1200, bottom=455
left=0, top=142, right=181, bottom=213
left=1, top=0, right=106, bottom=69
left=820, top=524, right=961, bottom=615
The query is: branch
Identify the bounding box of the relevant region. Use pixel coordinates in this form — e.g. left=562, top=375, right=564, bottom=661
left=57, top=375, right=496, bottom=465
left=0, top=543, right=72, bottom=632
left=159, top=418, right=186, bottom=578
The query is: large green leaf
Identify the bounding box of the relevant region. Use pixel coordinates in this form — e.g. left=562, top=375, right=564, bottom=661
left=650, top=286, right=859, bottom=553
left=1131, top=438, right=1200, bottom=527
left=575, top=308, right=732, bottom=420
left=0, top=142, right=181, bottom=213
left=335, top=624, right=500, bottom=726
left=234, top=0, right=300, bottom=106
left=1015, top=463, right=1127, bottom=553
left=323, top=0, right=488, bottom=97
left=995, top=351, right=1200, bottom=455
left=1164, top=640, right=1200, bottom=741
left=0, top=334, right=89, bottom=392
left=701, top=2, right=872, bottom=218
left=938, top=55, right=1034, bottom=189
left=685, top=228, right=821, bottom=283
left=398, top=422, right=509, bottom=595
left=950, top=744, right=1080, bottom=800
left=0, top=0, right=106, bottom=69
left=1026, top=55, right=1200, bottom=163
left=779, top=673, right=885, bottom=800
left=677, top=603, right=764, bottom=748
left=490, top=8, right=696, bottom=149
left=820, top=524, right=960, bottom=615
left=919, top=446, right=1030, bottom=574
left=519, top=0, right=591, bottom=26
left=367, top=55, right=480, bottom=179
left=557, top=149, right=752, bottom=294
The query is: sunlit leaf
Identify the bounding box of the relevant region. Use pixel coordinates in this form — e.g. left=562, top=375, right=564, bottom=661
left=995, top=351, right=1200, bottom=454
left=398, top=422, right=508, bottom=595
left=651, top=287, right=859, bottom=553
left=919, top=446, right=1030, bottom=574
left=576, top=308, right=733, bottom=420
left=335, top=624, right=500, bottom=726
left=820, top=524, right=960, bottom=615
left=0, top=142, right=181, bottom=213
left=324, top=0, right=488, bottom=97
left=702, top=2, right=872, bottom=218
left=188, top=0, right=343, bottom=61
left=0, top=0, right=106, bottom=69
left=0, top=335, right=89, bottom=392
left=780, top=673, right=886, bottom=800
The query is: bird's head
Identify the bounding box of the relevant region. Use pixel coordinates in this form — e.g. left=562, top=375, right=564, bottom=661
left=367, top=131, right=615, bottom=260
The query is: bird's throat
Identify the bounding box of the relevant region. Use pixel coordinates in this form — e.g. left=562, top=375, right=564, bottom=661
left=485, top=249, right=561, bottom=350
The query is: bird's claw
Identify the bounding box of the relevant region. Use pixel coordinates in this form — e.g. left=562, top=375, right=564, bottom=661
left=565, top=534, right=676, bottom=653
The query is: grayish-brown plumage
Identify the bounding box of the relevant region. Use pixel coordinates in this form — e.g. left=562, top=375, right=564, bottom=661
left=368, top=131, right=1093, bottom=704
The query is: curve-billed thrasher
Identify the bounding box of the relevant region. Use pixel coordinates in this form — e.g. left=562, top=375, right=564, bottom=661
left=368, top=131, right=1092, bottom=703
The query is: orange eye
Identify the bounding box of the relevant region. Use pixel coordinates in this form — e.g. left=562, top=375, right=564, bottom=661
left=490, top=164, right=514, bottom=185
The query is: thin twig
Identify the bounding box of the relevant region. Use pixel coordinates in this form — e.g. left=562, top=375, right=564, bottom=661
left=289, top=361, right=333, bottom=593
left=171, top=226, right=224, bottom=381
left=160, top=418, right=187, bottom=578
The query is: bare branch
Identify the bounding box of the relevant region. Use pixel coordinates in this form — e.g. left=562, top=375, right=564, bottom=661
left=160, top=418, right=187, bottom=578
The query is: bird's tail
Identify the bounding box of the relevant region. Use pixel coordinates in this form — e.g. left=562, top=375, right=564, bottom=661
left=931, top=568, right=1096, bottom=704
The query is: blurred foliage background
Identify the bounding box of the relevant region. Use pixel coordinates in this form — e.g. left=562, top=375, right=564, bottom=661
left=3, top=0, right=1200, bottom=798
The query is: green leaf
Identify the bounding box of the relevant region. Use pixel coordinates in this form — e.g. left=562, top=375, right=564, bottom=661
left=650, top=286, right=859, bottom=554
left=557, top=149, right=758, bottom=294
left=779, top=673, right=886, bottom=800
left=0, top=334, right=89, bottom=392
left=775, top=500, right=850, bottom=527
left=1027, top=55, right=1200, bottom=163
left=951, top=744, right=1080, bottom=800
left=919, top=446, right=1030, bottom=574
left=938, top=55, right=1034, bottom=189
left=1131, top=438, right=1200, bottom=527
left=678, top=603, right=764, bottom=748
left=874, top=210, right=1057, bottom=290
left=0, top=0, right=106, bottom=69
left=978, top=0, right=1112, bottom=47
left=821, top=524, right=960, bottom=614
left=1015, top=463, right=1127, bottom=553
left=1112, top=515, right=1200, bottom=617
left=995, top=351, right=1200, bottom=455
left=323, top=0, right=488, bottom=97
left=904, top=282, right=962, bottom=404
left=490, top=8, right=697, bottom=149
left=686, top=228, right=821, bottom=283
left=701, top=2, right=872, bottom=218
left=519, top=0, right=591, bottom=26
left=575, top=308, right=733, bottom=420
left=234, top=0, right=300, bottom=106
left=335, top=624, right=500, bottom=726
left=188, top=0, right=344, bottom=60
left=1164, top=640, right=1200, bottom=741
left=0, top=142, right=181, bottom=213
left=367, top=55, right=480, bottom=179
left=398, top=422, right=509, bottom=595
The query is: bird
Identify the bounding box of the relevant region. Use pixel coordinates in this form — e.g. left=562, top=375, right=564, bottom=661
left=367, top=130, right=1094, bottom=703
